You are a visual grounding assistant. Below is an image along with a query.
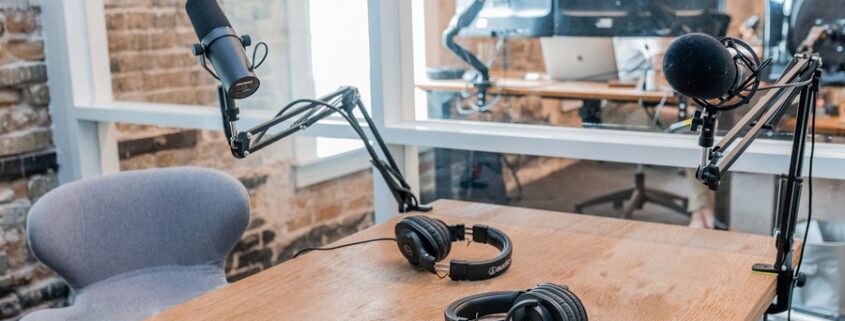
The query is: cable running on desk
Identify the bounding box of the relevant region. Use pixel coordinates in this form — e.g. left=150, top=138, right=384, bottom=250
left=293, top=238, right=397, bottom=258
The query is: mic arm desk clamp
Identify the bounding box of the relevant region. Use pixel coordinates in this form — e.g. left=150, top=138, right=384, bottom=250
left=691, top=51, right=822, bottom=314
left=217, top=84, right=431, bottom=214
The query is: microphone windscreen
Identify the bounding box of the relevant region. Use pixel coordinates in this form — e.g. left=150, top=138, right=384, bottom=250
left=663, top=33, right=737, bottom=100
left=185, top=0, right=232, bottom=39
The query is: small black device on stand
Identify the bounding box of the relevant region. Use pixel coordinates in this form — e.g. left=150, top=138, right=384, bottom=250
left=663, top=27, right=838, bottom=315
left=185, top=0, right=430, bottom=214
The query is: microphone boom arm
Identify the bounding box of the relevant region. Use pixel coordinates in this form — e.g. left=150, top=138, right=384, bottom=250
left=443, top=0, right=493, bottom=107
left=218, top=85, right=432, bottom=214
left=693, top=52, right=822, bottom=314
left=697, top=55, right=820, bottom=190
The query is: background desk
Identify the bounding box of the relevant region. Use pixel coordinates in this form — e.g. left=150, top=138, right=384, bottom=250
left=147, top=200, right=788, bottom=321
left=416, top=78, right=677, bottom=103
left=782, top=114, right=845, bottom=137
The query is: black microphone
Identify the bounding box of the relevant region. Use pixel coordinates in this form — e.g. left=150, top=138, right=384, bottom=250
left=663, top=33, right=740, bottom=100
left=186, top=0, right=259, bottom=99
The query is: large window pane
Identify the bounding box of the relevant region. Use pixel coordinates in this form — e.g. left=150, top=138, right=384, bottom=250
left=102, top=0, right=376, bottom=283
left=411, top=0, right=845, bottom=145
left=418, top=146, right=843, bottom=235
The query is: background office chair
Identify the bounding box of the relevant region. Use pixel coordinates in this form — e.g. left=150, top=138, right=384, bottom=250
left=22, top=167, right=250, bottom=321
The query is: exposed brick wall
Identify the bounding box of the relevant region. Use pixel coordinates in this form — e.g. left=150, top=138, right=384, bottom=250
left=106, top=0, right=217, bottom=105
left=0, top=0, right=68, bottom=319
left=104, top=0, right=375, bottom=285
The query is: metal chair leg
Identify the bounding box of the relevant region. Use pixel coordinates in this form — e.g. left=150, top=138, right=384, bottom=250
left=575, top=188, right=635, bottom=214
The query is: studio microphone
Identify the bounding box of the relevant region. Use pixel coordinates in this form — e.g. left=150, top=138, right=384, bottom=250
left=186, top=0, right=260, bottom=99
left=663, top=33, right=751, bottom=101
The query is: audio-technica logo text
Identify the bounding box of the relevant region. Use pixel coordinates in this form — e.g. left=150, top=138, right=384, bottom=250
left=488, top=259, right=511, bottom=276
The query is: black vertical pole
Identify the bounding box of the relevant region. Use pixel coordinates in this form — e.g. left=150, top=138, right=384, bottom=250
left=759, top=60, right=820, bottom=314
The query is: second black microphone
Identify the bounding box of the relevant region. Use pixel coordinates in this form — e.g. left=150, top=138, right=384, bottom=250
left=186, top=0, right=260, bottom=99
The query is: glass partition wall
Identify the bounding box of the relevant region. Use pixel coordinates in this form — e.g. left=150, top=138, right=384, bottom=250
left=47, top=0, right=845, bottom=223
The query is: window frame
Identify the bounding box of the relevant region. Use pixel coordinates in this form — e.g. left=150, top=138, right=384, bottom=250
left=45, top=0, right=845, bottom=224
left=289, top=0, right=371, bottom=187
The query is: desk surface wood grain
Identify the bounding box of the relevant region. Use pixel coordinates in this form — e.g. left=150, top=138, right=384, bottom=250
left=147, top=200, right=788, bottom=321
left=416, top=78, right=676, bottom=103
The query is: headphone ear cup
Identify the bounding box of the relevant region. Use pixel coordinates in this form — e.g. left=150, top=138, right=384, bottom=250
left=513, top=290, right=564, bottom=321
left=405, top=216, right=451, bottom=261
left=395, top=217, right=436, bottom=268
left=531, top=287, right=575, bottom=321
left=537, top=284, right=587, bottom=321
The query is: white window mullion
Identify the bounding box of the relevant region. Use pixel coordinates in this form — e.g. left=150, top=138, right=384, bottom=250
left=45, top=0, right=118, bottom=183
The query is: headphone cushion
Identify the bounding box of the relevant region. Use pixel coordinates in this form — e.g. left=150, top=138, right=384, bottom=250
left=405, top=216, right=451, bottom=261
left=531, top=287, right=576, bottom=321
left=539, top=284, right=587, bottom=321
left=431, top=218, right=453, bottom=256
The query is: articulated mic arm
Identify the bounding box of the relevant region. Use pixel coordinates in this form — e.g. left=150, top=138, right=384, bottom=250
left=218, top=85, right=432, bottom=214
left=443, top=0, right=492, bottom=106
left=692, top=52, right=822, bottom=314
left=695, top=25, right=835, bottom=190
left=695, top=54, right=822, bottom=191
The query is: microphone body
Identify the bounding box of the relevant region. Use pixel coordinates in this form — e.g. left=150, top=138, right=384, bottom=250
left=186, top=0, right=259, bottom=99
left=663, top=33, right=738, bottom=100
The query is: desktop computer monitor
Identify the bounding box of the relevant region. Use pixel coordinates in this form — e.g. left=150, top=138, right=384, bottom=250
left=455, top=0, right=555, bottom=37
left=765, top=0, right=845, bottom=84
left=554, top=0, right=727, bottom=37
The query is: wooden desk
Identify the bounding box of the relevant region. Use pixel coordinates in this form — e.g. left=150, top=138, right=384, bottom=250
left=148, top=200, right=791, bottom=321
left=782, top=115, right=845, bottom=136
left=416, top=78, right=676, bottom=104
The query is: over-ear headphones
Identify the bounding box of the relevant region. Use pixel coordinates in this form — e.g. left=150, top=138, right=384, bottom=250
left=444, top=284, right=588, bottom=321
left=395, top=215, right=512, bottom=281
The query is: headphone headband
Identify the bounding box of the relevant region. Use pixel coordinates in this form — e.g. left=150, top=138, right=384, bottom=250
left=445, top=224, right=513, bottom=281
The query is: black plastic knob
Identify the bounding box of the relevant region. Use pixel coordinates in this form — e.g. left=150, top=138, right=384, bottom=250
left=796, top=272, right=807, bottom=287
left=192, top=44, right=204, bottom=56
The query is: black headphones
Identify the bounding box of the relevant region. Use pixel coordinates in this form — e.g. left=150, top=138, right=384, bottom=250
left=395, top=215, right=512, bottom=281
left=444, top=284, right=588, bottom=321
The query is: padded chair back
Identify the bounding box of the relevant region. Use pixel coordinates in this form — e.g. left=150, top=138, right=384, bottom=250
left=26, top=167, right=250, bottom=290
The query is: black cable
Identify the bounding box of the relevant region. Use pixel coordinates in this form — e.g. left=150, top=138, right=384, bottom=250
left=250, top=42, right=269, bottom=71
left=253, top=98, right=317, bottom=144
left=758, top=79, right=814, bottom=91
left=292, top=238, right=397, bottom=258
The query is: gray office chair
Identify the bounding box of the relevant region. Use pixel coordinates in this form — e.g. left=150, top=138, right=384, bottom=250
left=22, top=167, right=250, bottom=321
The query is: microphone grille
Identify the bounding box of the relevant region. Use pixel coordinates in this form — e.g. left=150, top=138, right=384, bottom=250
left=663, top=33, right=738, bottom=100
left=185, top=0, right=232, bottom=39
